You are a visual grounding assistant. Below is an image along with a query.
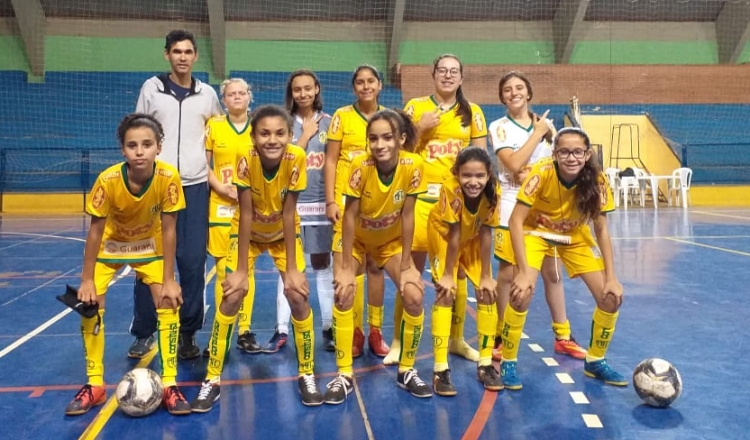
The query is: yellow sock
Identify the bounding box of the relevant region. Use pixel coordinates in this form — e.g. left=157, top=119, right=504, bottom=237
left=398, top=309, right=424, bottom=372
left=367, top=304, right=383, bottom=329
left=392, top=292, right=403, bottom=342
left=500, top=305, right=527, bottom=361
left=476, top=304, right=498, bottom=367
left=450, top=277, right=468, bottom=341
left=587, top=307, right=618, bottom=360
left=156, top=308, right=180, bottom=387
left=206, top=309, right=235, bottom=381
left=431, top=305, right=452, bottom=372
left=213, top=257, right=226, bottom=316
left=291, top=310, right=315, bottom=375
left=237, top=271, right=256, bottom=334
left=353, top=274, right=365, bottom=332
left=82, top=309, right=105, bottom=386
left=333, top=306, right=354, bottom=375
left=552, top=320, right=572, bottom=340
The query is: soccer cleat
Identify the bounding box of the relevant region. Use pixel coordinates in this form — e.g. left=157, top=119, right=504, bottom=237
left=163, top=385, right=191, bottom=415
left=237, top=331, right=262, bottom=354
left=65, top=384, right=106, bottom=416
left=352, top=327, right=365, bottom=358
left=262, top=328, right=288, bottom=353
left=448, top=339, right=479, bottom=362
left=554, top=337, right=588, bottom=360
left=297, top=374, right=324, bottom=406
left=191, top=380, right=221, bottom=413
left=368, top=328, right=390, bottom=357
left=321, top=328, right=335, bottom=352
left=178, top=333, right=201, bottom=360
left=323, top=374, right=354, bottom=405
left=477, top=365, right=504, bottom=391
left=500, top=361, right=523, bottom=390
left=584, top=359, right=629, bottom=386
left=397, top=369, right=433, bottom=398
left=383, top=339, right=401, bottom=366
left=432, top=369, right=457, bottom=397
left=127, top=335, right=156, bottom=359
left=491, top=336, right=503, bottom=362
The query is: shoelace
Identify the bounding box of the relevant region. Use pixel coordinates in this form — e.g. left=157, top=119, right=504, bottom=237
left=301, top=375, right=318, bottom=393
left=75, top=385, right=93, bottom=401
left=406, top=370, right=426, bottom=387
left=165, top=386, right=186, bottom=404
left=328, top=376, right=351, bottom=394
left=197, top=382, right=214, bottom=401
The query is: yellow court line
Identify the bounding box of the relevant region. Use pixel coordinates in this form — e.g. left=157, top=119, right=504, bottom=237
left=78, top=266, right=217, bottom=440
left=611, top=235, right=750, bottom=240
left=664, top=237, right=750, bottom=258
left=692, top=210, right=750, bottom=220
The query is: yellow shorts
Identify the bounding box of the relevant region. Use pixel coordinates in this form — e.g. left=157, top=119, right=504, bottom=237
left=411, top=198, right=434, bottom=253
left=523, top=231, right=604, bottom=278
left=226, top=235, right=306, bottom=274
left=94, top=259, right=163, bottom=295
left=494, top=227, right=556, bottom=265
left=428, top=231, right=483, bottom=288
left=207, top=223, right=231, bottom=258
left=332, top=229, right=402, bottom=269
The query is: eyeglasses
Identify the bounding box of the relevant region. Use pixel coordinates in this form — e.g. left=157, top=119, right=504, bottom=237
left=435, top=67, right=461, bottom=77
left=555, top=148, right=588, bottom=159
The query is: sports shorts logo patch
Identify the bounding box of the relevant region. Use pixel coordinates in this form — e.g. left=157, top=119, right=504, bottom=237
left=237, top=157, right=249, bottom=180
left=524, top=174, right=540, bottom=197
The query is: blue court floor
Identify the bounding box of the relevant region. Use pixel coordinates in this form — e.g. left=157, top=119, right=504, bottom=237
left=1, top=207, right=748, bottom=440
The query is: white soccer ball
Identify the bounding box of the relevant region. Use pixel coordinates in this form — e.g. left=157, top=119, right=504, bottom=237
left=632, top=358, right=682, bottom=408
left=115, top=368, right=164, bottom=417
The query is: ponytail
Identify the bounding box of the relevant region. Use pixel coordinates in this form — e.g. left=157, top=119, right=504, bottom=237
left=455, top=86, right=472, bottom=128
left=367, top=108, right=418, bottom=152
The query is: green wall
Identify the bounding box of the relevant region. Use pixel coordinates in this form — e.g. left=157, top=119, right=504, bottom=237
left=570, top=41, right=719, bottom=64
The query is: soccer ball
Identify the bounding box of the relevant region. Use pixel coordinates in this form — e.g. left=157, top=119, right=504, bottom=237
left=632, top=358, right=682, bottom=408
left=115, top=368, right=164, bottom=417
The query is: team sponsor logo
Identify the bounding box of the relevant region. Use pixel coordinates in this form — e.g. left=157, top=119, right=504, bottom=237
left=91, top=186, right=106, bottom=209
left=360, top=211, right=400, bottom=230
left=348, top=149, right=367, bottom=161
left=254, top=208, right=282, bottom=224
left=101, top=170, right=121, bottom=182
left=167, top=183, right=180, bottom=205
left=599, top=181, right=608, bottom=206
left=495, top=125, right=506, bottom=142
left=426, top=183, right=441, bottom=198
left=215, top=204, right=235, bottom=218
left=348, top=167, right=362, bottom=190
left=591, top=245, right=602, bottom=258
left=237, top=156, right=249, bottom=180
left=474, top=113, right=484, bottom=132
left=297, top=202, right=325, bottom=217
left=450, top=197, right=462, bottom=215
left=330, top=114, right=341, bottom=134
left=405, top=105, right=415, bottom=117
left=283, top=152, right=297, bottom=160
left=426, top=139, right=461, bottom=159
left=220, top=166, right=233, bottom=184
left=102, top=238, right=156, bottom=255
left=113, top=222, right=153, bottom=238
left=290, top=165, right=300, bottom=187
left=205, top=124, right=211, bottom=139
left=306, top=151, right=324, bottom=170
left=156, top=167, right=174, bottom=178
left=438, top=190, right=447, bottom=212
left=523, top=174, right=540, bottom=197
left=318, top=131, right=327, bottom=144
left=393, top=189, right=404, bottom=204
left=410, top=168, right=421, bottom=190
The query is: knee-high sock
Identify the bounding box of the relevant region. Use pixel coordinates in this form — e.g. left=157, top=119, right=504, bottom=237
left=552, top=320, right=572, bottom=340
left=476, top=304, right=498, bottom=367
left=431, top=305, right=452, bottom=372
left=157, top=308, right=180, bottom=387
left=333, top=306, right=354, bottom=375
left=206, top=309, right=235, bottom=381
left=291, top=310, right=315, bottom=375
left=367, top=304, right=384, bottom=330
left=587, top=308, right=618, bottom=360
left=398, top=309, right=424, bottom=372
left=82, top=309, right=105, bottom=386
left=236, top=271, right=256, bottom=334
left=213, top=257, right=226, bottom=315
left=277, top=274, right=292, bottom=335
left=500, top=305, right=527, bottom=362
left=353, top=274, right=365, bottom=332
left=315, top=267, right=334, bottom=330
left=392, top=292, right=403, bottom=342
left=450, top=277, right=468, bottom=341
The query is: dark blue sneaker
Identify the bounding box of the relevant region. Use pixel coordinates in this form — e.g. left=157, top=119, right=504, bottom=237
left=584, top=359, right=628, bottom=386
left=500, top=361, right=523, bottom=390
left=262, top=328, right=288, bottom=353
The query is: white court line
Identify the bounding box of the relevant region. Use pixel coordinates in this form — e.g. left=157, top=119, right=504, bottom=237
left=528, top=343, right=544, bottom=352
left=352, top=377, right=375, bottom=440
left=692, top=210, right=750, bottom=220
left=582, top=414, right=603, bottom=428
left=0, top=266, right=132, bottom=360
left=2, top=267, right=81, bottom=306
left=556, top=373, right=574, bottom=384
left=542, top=357, right=559, bottom=367
left=0, top=229, right=80, bottom=252
left=570, top=391, right=590, bottom=404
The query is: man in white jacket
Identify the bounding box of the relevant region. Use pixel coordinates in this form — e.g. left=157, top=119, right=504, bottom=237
left=129, top=29, right=222, bottom=361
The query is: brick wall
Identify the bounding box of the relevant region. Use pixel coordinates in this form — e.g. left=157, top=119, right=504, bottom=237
left=399, top=65, right=750, bottom=105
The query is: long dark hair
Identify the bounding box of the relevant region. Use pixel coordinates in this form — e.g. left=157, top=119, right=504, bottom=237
left=498, top=70, right=552, bottom=144
left=285, top=69, right=323, bottom=115
left=367, top=108, right=418, bottom=153
left=452, top=146, right=498, bottom=209
left=432, top=54, right=472, bottom=127
left=554, top=128, right=601, bottom=222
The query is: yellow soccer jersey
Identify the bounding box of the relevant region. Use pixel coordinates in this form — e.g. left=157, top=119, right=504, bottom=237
left=404, top=96, right=487, bottom=200
left=516, top=158, right=615, bottom=240
left=429, top=176, right=500, bottom=245
left=344, top=150, right=427, bottom=248
left=234, top=144, right=307, bottom=243
left=205, top=115, right=251, bottom=225
left=86, top=161, right=185, bottom=263
left=328, top=104, right=385, bottom=164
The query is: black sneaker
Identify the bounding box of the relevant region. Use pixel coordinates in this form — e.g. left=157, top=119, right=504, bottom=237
left=323, top=374, right=353, bottom=405
left=191, top=380, right=221, bottom=413
left=237, top=331, right=262, bottom=353
left=322, top=328, right=335, bottom=352
left=262, top=328, right=288, bottom=353
left=178, top=333, right=201, bottom=360
left=297, top=374, right=323, bottom=406
left=397, top=369, right=433, bottom=398
left=432, top=369, right=457, bottom=397
left=477, top=365, right=504, bottom=391
left=127, top=335, right=155, bottom=359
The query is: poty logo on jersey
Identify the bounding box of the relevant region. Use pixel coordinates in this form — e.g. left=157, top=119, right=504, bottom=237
left=91, top=186, right=106, bottom=209
left=348, top=168, right=362, bottom=190
left=167, top=183, right=180, bottom=205
left=330, top=114, right=341, bottom=134
left=102, top=238, right=156, bottom=255
left=426, top=140, right=461, bottom=159
left=524, top=174, right=540, bottom=197
left=237, top=157, right=249, bottom=180
left=474, top=113, right=484, bottom=132
left=220, top=166, right=233, bottom=184
left=253, top=208, right=282, bottom=224
left=360, top=211, right=400, bottom=230
left=306, top=152, right=324, bottom=170
left=393, top=189, right=404, bottom=204
left=113, top=222, right=153, bottom=238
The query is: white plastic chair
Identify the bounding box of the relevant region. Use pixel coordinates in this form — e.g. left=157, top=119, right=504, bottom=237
left=631, top=167, right=648, bottom=207
left=668, top=167, right=692, bottom=208
left=604, top=168, right=620, bottom=206
left=619, top=176, right=641, bottom=209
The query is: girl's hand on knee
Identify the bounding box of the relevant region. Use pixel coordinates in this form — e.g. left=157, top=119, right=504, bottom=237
left=602, top=279, right=623, bottom=308
left=510, top=272, right=534, bottom=309
left=477, top=274, right=497, bottom=303
left=284, top=269, right=310, bottom=299
left=435, top=274, right=455, bottom=302
left=399, top=266, right=423, bottom=294
left=222, top=270, right=249, bottom=303
left=159, top=279, right=183, bottom=311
